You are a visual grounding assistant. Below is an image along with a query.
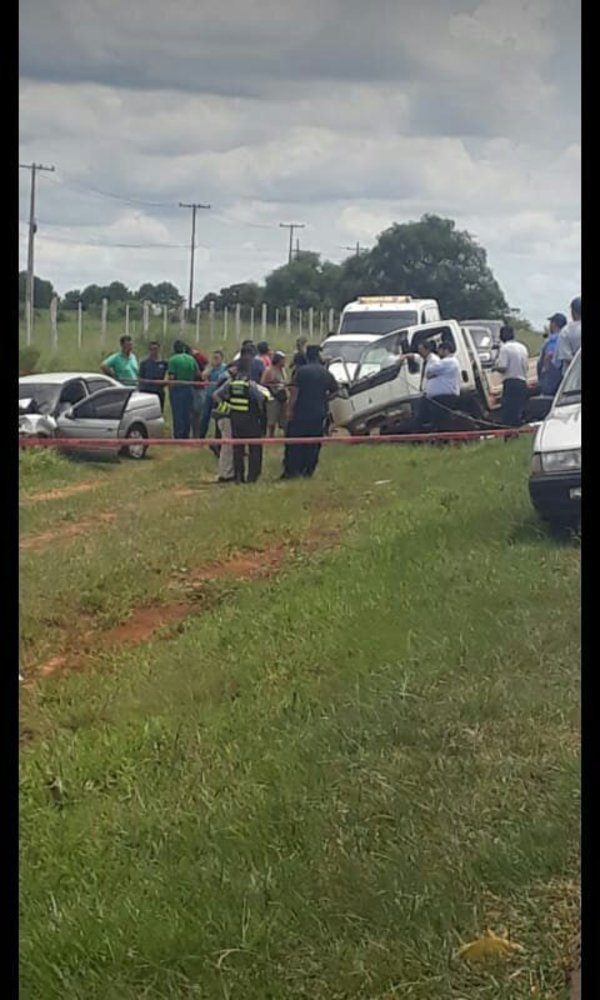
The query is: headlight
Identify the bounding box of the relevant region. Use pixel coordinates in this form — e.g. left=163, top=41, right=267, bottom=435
left=541, top=449, right=581, bottom=473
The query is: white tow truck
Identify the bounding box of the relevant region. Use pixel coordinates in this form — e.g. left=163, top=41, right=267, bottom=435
left=321, top=296, right=441, bottom=384
left=328, top=319, right=497, bottom=435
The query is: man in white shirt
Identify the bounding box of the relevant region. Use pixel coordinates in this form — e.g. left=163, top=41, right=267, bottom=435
left=414, top=340, right=461, bottom=430
left=554, top=296, right=581, bottom=375
left=494, top=325, right=529, bottom=427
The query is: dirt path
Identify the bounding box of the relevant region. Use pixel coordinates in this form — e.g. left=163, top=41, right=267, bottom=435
left=30, top=518, right=343, bottom=679
left=20, top=513, right=116, bottom=551
left=21, top=482, right=100, bottom=504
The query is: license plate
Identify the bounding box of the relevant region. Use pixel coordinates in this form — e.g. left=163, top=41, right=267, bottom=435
left=570, top=487, right=581, bottom=499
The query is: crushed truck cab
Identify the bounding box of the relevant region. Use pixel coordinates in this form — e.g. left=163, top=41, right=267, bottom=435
left=328, top=320, right=496, bottom=435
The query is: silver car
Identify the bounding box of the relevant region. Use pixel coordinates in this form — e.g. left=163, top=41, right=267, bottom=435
left=19, top=372, right=164, bottom=459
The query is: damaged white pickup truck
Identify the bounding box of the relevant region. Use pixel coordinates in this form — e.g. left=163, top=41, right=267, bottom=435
left=326, top=320, right=500, bottom=436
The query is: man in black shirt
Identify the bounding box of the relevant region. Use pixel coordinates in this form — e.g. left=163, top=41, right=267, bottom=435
left=282, top=344, right=338, bottom=479
left=138, top=341, right=167, bottom=412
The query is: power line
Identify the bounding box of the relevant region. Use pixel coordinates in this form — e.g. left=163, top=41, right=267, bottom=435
left=19, top=161, right=55, bottom=344
left=179, top=201, right=211, bottom=310
left=279, top=222, right=305, bottom=264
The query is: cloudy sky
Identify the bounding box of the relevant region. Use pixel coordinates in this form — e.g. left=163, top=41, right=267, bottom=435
left=19, top=0, right=580, bottom=325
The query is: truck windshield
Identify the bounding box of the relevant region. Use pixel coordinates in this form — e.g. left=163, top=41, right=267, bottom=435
left=340, top=311, right=418, bottom=335
left=322, top=341, right=372, bottom=363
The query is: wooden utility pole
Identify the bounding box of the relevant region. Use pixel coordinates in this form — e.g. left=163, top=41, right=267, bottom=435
left=342, top=243, right=361, bottom=256
left=19, top=162, right=55, bottom=345
left=279, top=223, right=305, bottom=265
left=179, top=201, right=211, bottom=315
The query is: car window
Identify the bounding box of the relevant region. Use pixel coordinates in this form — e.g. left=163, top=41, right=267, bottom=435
left=86, top=377, right=114, bottom=395
left=340, top=311, right=418, bottom=335
left=18, top=383, right=60, bottom=414
left=59, top=380, right=87, bottom=405
left=355, top=333, right=407, bottom=379
left=411, top=326, right=456, bottom=353
left=72, top=389, right=132, bottom=421
left=321, top=341, right=373, bottom=364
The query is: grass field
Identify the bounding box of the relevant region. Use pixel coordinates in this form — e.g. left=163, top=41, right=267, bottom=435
left=19, top=436, right=579, bottom=999
left=19, top=311, right=543, bottom=373
left=19, top=312, right=314, bottom=373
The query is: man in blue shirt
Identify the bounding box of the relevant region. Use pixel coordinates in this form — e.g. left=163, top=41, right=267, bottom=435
left=538, top=313, right=566, bottom=396
left=414, top=341, right=461, bottom=431
left=139, top=341, right=167, bottom=411
left=282, top=345, right=338, bottom=479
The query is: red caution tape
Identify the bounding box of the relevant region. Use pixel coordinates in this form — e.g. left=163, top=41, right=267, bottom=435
left=20, top=427, right=536, bottom=449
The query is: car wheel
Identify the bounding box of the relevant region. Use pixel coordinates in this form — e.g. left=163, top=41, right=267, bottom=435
left=124, top=424, right=148, bottom=459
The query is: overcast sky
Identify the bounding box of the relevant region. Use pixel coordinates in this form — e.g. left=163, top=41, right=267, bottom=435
left=19, top=0, right=580, bottom=326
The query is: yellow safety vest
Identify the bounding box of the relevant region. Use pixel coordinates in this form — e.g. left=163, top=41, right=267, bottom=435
left=228, top=378, right=251, bottom=414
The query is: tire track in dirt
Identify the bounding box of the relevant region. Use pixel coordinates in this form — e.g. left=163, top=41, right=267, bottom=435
left=29, top=517, right=344, bottom=680
left=20, top=513, right=117, bottom=551
left=21, top=482, right=100, bottom=504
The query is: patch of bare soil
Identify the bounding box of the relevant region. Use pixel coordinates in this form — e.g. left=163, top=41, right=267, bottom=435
left=30, top=508, right=348, bottom=680
left=22, top=482, right=99, bottom=504
left=20, top=513, right=116, bottom=551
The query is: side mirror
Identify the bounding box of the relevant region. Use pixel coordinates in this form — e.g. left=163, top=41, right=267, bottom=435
left=64, top=407, right=75, bottom=420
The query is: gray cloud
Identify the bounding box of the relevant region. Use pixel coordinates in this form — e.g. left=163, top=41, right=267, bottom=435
left=19, top=0, right=581, bottom=325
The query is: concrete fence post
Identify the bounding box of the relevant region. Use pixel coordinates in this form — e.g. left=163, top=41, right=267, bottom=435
left=77, top=301, right=83, bottom=349
left=328, top=308, right=335, bottom=333
left=223, top=306, right=229, bottom=342
left=261, top=302, right=267, bottom=338
left=195, top=306, right=201, bottom=344
left=308, top=306, right=314, bottom=338
left=209, top=302, right=215, bottom=342
left=101, top=297, right=108, bottom=346
left=286, top=305, right=292, bottom=335
left=250, top=307, right=255, bottom=339
left=49, top=296, right=58, bottom=353
left=235, top=303, right=241, bottom=343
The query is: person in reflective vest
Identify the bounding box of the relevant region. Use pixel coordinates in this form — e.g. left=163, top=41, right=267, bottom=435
left=213, top=351, right=269, bottom=483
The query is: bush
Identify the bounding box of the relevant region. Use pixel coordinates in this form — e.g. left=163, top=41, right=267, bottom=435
left=19, top=347, right=41, bottom=375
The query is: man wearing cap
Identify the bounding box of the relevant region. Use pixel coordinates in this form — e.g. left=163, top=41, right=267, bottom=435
left=212, top=349, right=269, bottom=484
left=538, top=313, right=566, bottom=396
left=261, top=351, right=288, bottom=437
left=554, top=297, right=581, bottom=375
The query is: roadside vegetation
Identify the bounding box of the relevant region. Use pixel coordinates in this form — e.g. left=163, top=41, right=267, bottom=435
left=20, top=438, right=579, bottom=999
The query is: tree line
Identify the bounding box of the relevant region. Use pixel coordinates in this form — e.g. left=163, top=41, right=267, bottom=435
left=20, top=214, right=513, bottom=322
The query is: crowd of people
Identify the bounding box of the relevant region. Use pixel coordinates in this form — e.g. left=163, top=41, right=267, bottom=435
left=99, top=295, right=581, bottom=479
left=101, top=335, right=338, bottom=484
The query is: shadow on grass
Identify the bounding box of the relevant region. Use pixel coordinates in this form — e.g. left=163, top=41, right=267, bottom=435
left=508, top=514, right=581, bottom=548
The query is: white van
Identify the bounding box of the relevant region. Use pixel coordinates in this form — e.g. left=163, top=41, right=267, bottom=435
left=338, top=296, right=441, bottom=336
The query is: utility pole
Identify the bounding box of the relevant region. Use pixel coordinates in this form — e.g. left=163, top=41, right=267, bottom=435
left=342, top=243, right=361, bottom=257
left=279, top=223, right=305, bottom=265
left=19, top=161, right=55, bottom=345
left=179, top=201, right=211, bottom=316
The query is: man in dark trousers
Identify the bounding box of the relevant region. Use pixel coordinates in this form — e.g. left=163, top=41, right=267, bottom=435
left=213, top=350, right=268, bottom=484
left=282, top=344, right=338, bottom=480
left=493, top=325, right=529, bottom=427
left=138, top=341, right=167, bottom=412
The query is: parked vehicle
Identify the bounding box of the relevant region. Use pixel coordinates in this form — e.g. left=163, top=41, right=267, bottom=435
left=328, top=320, right=496, bottom=436
left=529, top=349, right=581, bottom=529
left=19, top=372, right=164, bottom=459
left=338, top=296, right=441, bottom=337
left=320, top=334, right=382, bottom=384
left=462, top=324, right=499, bottom=369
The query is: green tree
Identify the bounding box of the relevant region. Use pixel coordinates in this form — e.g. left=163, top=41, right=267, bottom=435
left=153, top=282, right=183, bottom=308
left=359, top=215, right=508, bottom=319
left=200, top=282, right=263, bottom=310
left=264, top=252, right=340, bottom=310
left=62, top=289, right=82, bottom=311
left=18, top=272, right=56, bottom=309
left=107, top=281, right=131, bottom=302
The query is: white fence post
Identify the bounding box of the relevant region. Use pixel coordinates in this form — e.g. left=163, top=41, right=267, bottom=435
left=142, top=301, right=150, bottom=336
left=179, top=303, right=185, bottom=332
left=77, top=301, right=83, bottom=348
left=209, top=302, right=215, bottom=342
left=275, top=308, right=280, bottom=335
left=50, top=296, right=58, bottom=353
left=328, top=308, right=335, bottom=333
left=101, top=297, right=108, bottom=346
left=308, top=306, right=314, bottom=338
left=125, top=303, right=130, bottom=337
left=250, top=307, right=255, bottom=339
left=235, top=303, right=241, bottom=343
left=298, top=309, right=303, bottom=336
left=162, top=304, right=168, bottom=340
left=261, top=302, right=267, bottom=339
left=223, top=306, right=229, bottom=342
left=285, top=305, right=291, bottom=335
left=194, top=306, right=200, bottom=345
left=319, top=311, right=324, bottom=338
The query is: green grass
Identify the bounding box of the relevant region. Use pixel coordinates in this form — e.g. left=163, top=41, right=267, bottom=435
left=19, top=312, right=312, bottom=372
left=19, top=440, right=579, bottom=999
